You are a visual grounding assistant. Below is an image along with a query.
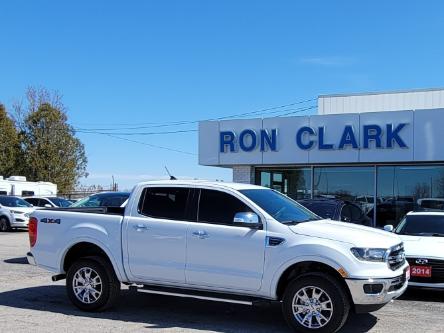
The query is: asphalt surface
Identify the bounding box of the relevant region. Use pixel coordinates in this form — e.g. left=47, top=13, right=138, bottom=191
left=1, top=231, right=444, bottom=333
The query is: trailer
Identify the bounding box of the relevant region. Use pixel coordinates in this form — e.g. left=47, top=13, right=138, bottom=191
left=0, top=176, right=57, bottom=196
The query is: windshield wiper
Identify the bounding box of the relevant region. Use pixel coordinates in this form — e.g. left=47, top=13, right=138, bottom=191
left=282, top=219, right=315, bottom=225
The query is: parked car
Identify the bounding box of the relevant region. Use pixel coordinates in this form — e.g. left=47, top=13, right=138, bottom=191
left=417, top=198, right=444, bottom=210
left=70, top=191, right=130, bottom=208
left=23, top=196, right=72, bottom=208
left=0, top=206, right=14, bottom=232
left=28, top=181, right=409, bottom=333
left=384, top=211, right=444, bottom=289
left=298, top=198, right=372, bottom=226
left=0, top=195, right=34, bottom=231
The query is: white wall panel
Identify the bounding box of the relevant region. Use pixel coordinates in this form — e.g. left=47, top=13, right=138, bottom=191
left=319, top=89, right=444, bottom=115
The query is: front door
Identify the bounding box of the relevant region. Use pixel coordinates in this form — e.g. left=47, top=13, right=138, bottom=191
left=185, top=188, right=266, bottom=291
left=126, top=186, right=191, bottom=283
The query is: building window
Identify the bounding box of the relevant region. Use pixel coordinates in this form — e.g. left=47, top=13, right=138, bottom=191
left=376, top=165, right=444, bottom=228
left=313, top=167, right=375, bottom=217
left=255, top=168, right=311, bottom=200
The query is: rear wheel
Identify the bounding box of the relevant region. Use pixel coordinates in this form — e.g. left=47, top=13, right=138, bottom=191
left=66, top=256, right=120, bottom=311
left=282, top=273, right=350, bottom=333
left=0, top=217, right=11, bottom=232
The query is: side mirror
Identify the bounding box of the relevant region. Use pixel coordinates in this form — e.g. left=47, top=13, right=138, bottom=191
left=383, top=225, right=394, bottom=232
left=233, top=212, right=262, bottom=229
left=44, top=204, right=52, bottom=208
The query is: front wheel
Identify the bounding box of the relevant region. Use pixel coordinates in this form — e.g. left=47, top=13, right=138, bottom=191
left=0, top=217, right=11, bottom=232
left=282, top=273, right=350, bottom=333
left=66, top=256, right=120, bottom=311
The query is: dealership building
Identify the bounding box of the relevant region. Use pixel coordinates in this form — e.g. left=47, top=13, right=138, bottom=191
left=199, top=88, right=444, bottom=227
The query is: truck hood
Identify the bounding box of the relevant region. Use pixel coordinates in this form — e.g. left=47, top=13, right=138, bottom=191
left=289, top=219, right=402, bottom=248
left=399, top=234, right=444, bottom=259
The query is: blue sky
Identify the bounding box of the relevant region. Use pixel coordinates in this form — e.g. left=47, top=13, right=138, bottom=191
left=1, top=1, right=444, bottom=190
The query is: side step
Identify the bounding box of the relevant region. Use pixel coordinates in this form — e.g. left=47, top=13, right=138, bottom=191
left=130, top=284, right=269, bottom=306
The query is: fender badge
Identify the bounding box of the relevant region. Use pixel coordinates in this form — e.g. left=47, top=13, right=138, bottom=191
left=41, top=218, right=61, bottom=224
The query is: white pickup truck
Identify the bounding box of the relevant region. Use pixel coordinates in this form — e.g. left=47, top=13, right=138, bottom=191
left=27, top=181, right=409, bottom=333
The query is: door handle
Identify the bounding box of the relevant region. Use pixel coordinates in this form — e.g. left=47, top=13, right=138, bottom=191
left=192, top=230, right=209, bottom=239
left=133, top=224, right=148, bottom=231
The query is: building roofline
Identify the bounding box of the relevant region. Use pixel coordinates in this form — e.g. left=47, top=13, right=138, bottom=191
left=318, top=87, right=444, bottom=99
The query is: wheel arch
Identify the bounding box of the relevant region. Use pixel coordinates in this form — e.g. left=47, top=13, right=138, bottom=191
left=61, top=240, right=124, bottom=281
left=0, top=214, right=11, bottom=222
left=273, top=259, right=352, bottom=302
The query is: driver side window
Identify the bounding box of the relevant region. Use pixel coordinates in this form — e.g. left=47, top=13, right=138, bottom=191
left=198, top=189, right=254, bottom=225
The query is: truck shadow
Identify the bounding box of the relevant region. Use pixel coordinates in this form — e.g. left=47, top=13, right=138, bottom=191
left=0, top=285, right=377, bottom=332
left=399, top=288, right=444, bottom=303
left=4, top=256, right=29, bottom=264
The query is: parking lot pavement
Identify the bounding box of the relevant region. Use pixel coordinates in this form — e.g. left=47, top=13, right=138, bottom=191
left=1, top=232, right=444, bottom=333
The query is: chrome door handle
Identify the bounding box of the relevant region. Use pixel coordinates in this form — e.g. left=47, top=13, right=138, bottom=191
left=192, top=230, right=209, bottom=239
left=133, top=224, right=148, bottom=231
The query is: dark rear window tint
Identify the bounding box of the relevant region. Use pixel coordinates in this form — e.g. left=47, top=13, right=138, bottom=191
left=139, top=187, right=190, bottom=221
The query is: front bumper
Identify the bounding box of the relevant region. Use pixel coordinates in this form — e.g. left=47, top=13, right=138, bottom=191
left=11, top=215, right=29, bottom=228
left=409, top=281, right=444, bottom=289
left=345, top=267, right=409, bottom=312
left=27, top=252, right=36, bottom=265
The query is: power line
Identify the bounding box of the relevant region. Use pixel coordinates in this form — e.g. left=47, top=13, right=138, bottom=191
left=80, top=131, right=197, bottom=156
left=74, top=104, right=317, bottom=134
left=72, top=97, right=317, bottom=129
left=76, top=129, right=198, bottom=136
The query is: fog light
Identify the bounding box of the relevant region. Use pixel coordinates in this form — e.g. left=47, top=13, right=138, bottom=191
left=363, top=284, right=383, bottom=294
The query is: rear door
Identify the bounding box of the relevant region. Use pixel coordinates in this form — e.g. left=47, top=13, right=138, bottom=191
left=185, top=188, right=266, bottom=291
left=125, top=186, right=192, bottom=283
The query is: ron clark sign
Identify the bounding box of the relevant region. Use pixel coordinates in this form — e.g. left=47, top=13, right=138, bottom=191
left=198, top=109, right=444, bottom=165
left=219, top=123, right=408, bottom=153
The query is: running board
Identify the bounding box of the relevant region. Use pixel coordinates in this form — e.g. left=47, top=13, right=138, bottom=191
left=130, top=285, right=267, bottom=306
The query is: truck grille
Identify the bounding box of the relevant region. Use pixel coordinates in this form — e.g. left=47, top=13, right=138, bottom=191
left=387, top=243, right=406, bottom=271
left=388, top=273, right=406, bottom=292
left=407, top=258, right=444, bottom=283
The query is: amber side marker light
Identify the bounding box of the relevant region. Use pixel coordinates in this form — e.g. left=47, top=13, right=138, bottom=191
left=337, top=267, right=349, bottom=278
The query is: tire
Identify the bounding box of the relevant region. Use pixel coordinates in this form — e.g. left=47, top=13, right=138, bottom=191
left=282, top=273, right=350, bottom=333
left=0, top=217, right=11, bottom=232
left=66, top=256, right=120, bottom=311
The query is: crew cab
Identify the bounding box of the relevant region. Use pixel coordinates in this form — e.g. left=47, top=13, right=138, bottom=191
left=27, top=181, right=409, bottom=333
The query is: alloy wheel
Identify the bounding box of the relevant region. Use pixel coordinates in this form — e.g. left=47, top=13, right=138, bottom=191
left=291, top=285, right=334, bottom=329
left=72, top=267, right=103, bottom=304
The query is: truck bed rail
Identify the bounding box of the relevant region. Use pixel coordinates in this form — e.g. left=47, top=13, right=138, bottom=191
left=39, top=206, right=125, bottom=215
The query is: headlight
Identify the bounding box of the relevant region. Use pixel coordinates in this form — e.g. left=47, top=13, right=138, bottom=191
left=11, top=210, right=23, bottom=215
left=351, top=248, right=387, bottom=262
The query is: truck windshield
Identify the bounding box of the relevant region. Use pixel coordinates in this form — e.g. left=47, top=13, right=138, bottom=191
left=395, top=215, right=444, bottom=236
left=240, top=189, right=321, bottom=224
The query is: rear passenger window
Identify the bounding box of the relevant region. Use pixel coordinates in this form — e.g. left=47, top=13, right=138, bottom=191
left=26, top=198, right=40, bottom=206
left=198, top=189, right=252, bottom=225
left=139, top=187, right=190, bottom=220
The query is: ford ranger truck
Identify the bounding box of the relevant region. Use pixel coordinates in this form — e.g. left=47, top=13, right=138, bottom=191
left=27, top=181, right=409, bottom=333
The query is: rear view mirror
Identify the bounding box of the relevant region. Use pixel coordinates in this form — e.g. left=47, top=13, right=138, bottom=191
left=44, top=204, right=52, bottom=208
left=383, top=225, right=394, bottom=232
left=233, top=212, right=262, bottom=229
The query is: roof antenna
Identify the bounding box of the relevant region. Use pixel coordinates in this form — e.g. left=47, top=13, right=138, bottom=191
left=165, top=166, right=177, bottom=180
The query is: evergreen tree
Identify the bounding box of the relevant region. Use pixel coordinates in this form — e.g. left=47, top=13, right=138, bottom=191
left=0, top=104, right=20, bottom=177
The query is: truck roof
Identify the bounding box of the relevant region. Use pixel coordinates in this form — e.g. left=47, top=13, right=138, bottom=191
left=136, top=180, right=265, bottom=191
